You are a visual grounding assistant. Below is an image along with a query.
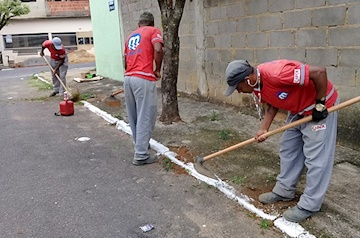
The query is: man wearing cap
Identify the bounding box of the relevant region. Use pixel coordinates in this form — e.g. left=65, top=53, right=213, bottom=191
left=123, top=11, right=163, bottom=166
left=40, top=37, right=68, bottom=97
left=224, top=59, right=339, bottom=222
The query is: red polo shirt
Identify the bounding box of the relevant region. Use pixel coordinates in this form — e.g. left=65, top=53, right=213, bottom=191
left=124, top=26, right=163, bottom=81
left=42, top=40, right=66, bottom=61
left=256, top=60, right=337, bottom=115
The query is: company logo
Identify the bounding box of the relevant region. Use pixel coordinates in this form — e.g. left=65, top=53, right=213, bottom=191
left=278, top=92, right=288, bottom=100
left=128, top=34, right=141, bottom=50
left=312, top=124, right=326, bottom=131
left=294, top=69, right=301, bottom=83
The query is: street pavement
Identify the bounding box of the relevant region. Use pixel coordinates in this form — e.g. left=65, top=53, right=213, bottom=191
left=0, top=67, right=284, bottom=237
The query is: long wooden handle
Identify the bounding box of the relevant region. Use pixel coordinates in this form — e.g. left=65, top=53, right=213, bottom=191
left=42, top=56, right=71, bottom=97
left=111, top=89, right=124, bottom=96
left=203, top=96, right=360, bottom=162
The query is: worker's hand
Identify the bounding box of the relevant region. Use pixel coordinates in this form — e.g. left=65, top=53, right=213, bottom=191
left=255, top=129, right=268, bottom=143
left=54, top=69, right=59, bottom=75
left=40, top=52, right=44, bottom=57
left=312, top=107, right=328, bottom=122
left=154, top=71, right=161, bottom=80
left=312, top=100, right=328, bottom=122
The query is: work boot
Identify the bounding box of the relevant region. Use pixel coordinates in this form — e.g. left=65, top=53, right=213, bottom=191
left=258, top=192, right=293, bottom=204
left=132, top=155, right=158, bottom=166
left=49, top=91, right=58, bottom=97
left=283, top=205, right=316, bottom=223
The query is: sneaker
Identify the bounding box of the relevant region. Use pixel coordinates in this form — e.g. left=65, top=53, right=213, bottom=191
left=49, top=91, right=58, bottom=97
left=132, top=155, right=158, bottom=166
left=258, top=192, right=293, bottom=204
left=283, top=205, right=316, bottom=222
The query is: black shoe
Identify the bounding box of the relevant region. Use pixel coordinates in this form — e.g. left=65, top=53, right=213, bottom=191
left=132, top=155, right=158, bottom=166
left=49, top=91, right=58, bottom=97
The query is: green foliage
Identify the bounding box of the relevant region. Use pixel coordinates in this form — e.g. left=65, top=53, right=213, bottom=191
left=210, top=110, right=218, bottom=121
left=28, top=75, right=52, bottom=91
left=231, top=175, right=246, bottom=184
left=0, top=0, right=30, bottom=30
left=219, top=130, right=228, bottom=140
left=260, top=219, right=271, bottom=229
left=162, top=157, right=173, bottom=172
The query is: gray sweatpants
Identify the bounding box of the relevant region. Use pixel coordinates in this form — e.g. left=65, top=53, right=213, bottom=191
left=124, top=76, right=157, bottom=160
left=273, top=99, right=339, bottom=212
left=50, top=57, right=68, bottom=95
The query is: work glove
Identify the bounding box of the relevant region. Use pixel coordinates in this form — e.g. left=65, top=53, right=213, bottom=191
left=312, top=99, right=328, bottom=122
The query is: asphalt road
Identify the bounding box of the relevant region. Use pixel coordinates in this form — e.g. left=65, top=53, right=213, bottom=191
left=0, top=65, right=282, bottom=238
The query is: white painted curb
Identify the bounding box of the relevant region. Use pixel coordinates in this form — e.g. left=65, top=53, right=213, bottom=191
left=82, top=101, right=316, bottom=238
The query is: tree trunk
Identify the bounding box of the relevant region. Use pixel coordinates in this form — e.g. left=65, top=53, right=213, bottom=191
left=158, top=0, right=186, bottom=124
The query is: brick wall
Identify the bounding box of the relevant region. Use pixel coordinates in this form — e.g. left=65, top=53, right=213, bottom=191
left=120, top=0, right=360, bottom=149
left=46, top=1, right=90, bottom=17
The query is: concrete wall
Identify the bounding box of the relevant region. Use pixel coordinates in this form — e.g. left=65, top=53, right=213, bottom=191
left=89, top=0, right=124, bottom=81
left=119, top=0, right=360, bottom=149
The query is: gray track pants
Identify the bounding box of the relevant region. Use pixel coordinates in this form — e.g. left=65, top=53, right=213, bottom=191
left=50, top=57, right=68, bottom=95
left=273, top=99, right=339, bottom=212
left=124, top=76, right=157, bottom=160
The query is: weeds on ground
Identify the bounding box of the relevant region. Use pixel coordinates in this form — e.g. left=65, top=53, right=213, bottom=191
left=162, top=157, right=173, bottom=172
left=112, top=113, right=124, bottom=120
left=219, top=130, right=229, bottom=140
left=266, top=173, right=277, bottom=183
left=210, top=110, right=218, bottom=121
left=231, top=175, right=246, bottom=184
left=260, top=219, right=272, bottom=229
left=28, top=75, right=52, bottom=91
left=79, top=93, right=95, bottom=100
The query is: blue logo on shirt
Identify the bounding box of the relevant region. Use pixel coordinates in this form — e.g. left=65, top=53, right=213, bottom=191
left=128, top=34, right=141, bottom=50
left=278, top=92, right=288, bottom=100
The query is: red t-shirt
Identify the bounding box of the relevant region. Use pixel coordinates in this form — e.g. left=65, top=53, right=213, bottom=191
left=124, top=26, right=163, bottom=81
left=255, top=60, right=337, bottom=115
left=42, top=40, right=66, bottom=61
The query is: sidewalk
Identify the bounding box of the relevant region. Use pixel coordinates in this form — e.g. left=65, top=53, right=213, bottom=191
left=39, top=67, right=360, bottom=238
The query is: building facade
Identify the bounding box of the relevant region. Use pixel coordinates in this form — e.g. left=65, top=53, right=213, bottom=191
left=0, top=0, right=93, bottom=66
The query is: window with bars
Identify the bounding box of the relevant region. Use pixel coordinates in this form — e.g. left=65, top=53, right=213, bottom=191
left=3, top=33, right=77, bottom=50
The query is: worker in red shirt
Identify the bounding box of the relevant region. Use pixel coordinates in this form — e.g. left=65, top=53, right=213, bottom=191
left=123, top=11, right=163, bottom=166
left=40, top=37, right=68, bottom=97
left=224, top=59, right=339, bottom=223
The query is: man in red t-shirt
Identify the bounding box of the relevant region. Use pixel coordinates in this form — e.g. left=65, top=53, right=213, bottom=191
left=123, top=11, right=163, bottom=166
left=224, top=59, right=339, bottom=223
left=40, top=37, right=68, bottom=97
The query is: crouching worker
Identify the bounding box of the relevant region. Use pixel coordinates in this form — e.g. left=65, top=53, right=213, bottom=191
left=224, top=59, right=339, bottom=222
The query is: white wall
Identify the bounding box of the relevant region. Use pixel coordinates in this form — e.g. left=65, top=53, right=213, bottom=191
left=1, top=18, right=92, bottom=35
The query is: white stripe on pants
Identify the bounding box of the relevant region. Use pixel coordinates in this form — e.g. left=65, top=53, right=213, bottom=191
left=124, top=76, right=157, bottom=160
left=273, top=99, right=339, bottom=212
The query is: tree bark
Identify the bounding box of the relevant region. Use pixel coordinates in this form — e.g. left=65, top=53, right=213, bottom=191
left=158, top=0, right=186, bottom=124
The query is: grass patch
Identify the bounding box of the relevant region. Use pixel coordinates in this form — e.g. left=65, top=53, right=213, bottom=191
left=28, top=75, right=52, bottom=91
left=210, top=110, right=218, bottom=121
left=260, top=219, right=272, bottom=229
left=219, top=130, right=229, bottom=140
left=79, top=93, right=95, bottom=100
left=162, top=157, right=173, bottom=172
left=231, top=175, right=246, bottom=184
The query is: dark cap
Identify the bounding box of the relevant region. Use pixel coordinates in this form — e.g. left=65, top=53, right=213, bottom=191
left=139, top=11, right=154, bottom=23
left=224, top=60, right=252, bottom=96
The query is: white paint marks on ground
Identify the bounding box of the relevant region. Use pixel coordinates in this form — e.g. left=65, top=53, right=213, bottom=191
left=83, top=101, right=316, bottom=238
